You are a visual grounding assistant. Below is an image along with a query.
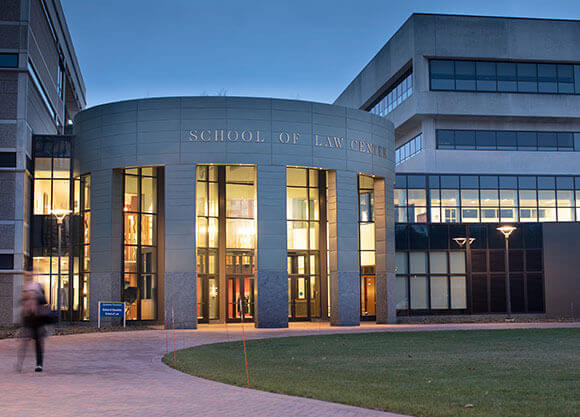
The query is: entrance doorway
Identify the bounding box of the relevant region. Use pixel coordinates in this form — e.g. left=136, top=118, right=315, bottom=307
left=227, top=276, right=254, bottom=321
left=288, top=275, right=320, bottom=320
left=361, top=275, right=376, bottom=317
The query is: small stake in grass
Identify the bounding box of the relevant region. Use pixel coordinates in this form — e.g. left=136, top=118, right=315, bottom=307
left=172, top=308, right=176, bottom=368
left=238, top=297, right=250, bottom=388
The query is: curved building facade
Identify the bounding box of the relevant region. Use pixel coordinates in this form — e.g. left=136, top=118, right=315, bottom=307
left=72, top=97, right=396, bottom=328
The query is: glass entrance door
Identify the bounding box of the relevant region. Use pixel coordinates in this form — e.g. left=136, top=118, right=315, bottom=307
left=227, top=276, right=254, bottom=321
left=288, top=275, right=320, bottom=321
left=361, top=275, right=376, bottom=316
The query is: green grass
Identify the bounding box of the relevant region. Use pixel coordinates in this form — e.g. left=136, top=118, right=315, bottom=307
left=163, top=328, right=580, bottom=417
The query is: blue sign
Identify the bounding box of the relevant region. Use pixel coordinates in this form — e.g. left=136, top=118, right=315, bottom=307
left=99, top=302, right=125, bottom=317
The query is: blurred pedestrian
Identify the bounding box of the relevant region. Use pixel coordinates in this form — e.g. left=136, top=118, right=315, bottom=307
left=16, top=273, right=49, bottom=372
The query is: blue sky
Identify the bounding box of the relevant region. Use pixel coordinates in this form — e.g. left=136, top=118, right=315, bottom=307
left=61, top=0, right=580, bottom=108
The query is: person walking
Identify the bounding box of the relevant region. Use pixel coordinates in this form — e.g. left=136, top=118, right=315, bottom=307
left=16, top=273, right=49, bottom=372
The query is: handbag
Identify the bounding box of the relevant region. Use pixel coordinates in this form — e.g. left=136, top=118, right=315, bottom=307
left=36, top=304, right=58, bottom=325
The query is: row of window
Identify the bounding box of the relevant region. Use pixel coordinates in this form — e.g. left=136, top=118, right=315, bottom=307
left=436, top=129, right=580, bottom=151
left=396, top=134, right=423, bottom=165
left=369, top=72, right=413, bottom=117
left=0, top=152, right=16, bottom=168
left=430, top=59, right=580, bottom=94
left=395, top=174, right=580, bottom=223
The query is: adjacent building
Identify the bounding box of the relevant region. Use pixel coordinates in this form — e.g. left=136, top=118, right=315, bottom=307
left=0, top=0, right=85, bottom=324
left=1, top=5, right=578, bottom=328
left=335, top=13, right=580, bottom=319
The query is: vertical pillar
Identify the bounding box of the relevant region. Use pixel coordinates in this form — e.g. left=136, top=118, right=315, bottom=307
left=164, top=164, right=196, bottom=329
left=375, top=177, right=396, bottom=323
left=89, top=169, right=122, bottom=324
left=328, top=170, right=360, bottom=326
left=255, top=165, right=288, bottom=328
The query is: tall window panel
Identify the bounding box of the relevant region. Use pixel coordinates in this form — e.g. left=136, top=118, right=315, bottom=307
left=32, top=136, right=81, bottom=321
left=369, top=71, right=413, bottom=117
left=358, top=175, right=376, bottom=318
left=287, top=168, right=324, bottom=321
left=123, top=167, right=158, bottom=320
left=225, top=166, right=256, bottom=321
left=73, top=175, right=91, bottom=320
left=196, top=165, right=257, bottom=323
left=196, top=166, right=219, bottom=322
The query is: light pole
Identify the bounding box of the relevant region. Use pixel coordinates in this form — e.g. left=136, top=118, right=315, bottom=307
left=51, top=209, right=71, bottom=329
left=497, top=225, right=517, bottom=321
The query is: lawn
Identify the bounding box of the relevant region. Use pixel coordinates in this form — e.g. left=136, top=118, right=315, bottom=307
left=163, top=328, right=579, bottom=417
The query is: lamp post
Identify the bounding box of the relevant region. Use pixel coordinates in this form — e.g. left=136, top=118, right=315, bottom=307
left=51, top=209, right=71, bottom=329
left=497, top=225, right=517, bottom=321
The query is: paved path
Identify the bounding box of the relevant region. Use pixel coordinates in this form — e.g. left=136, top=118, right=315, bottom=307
left=1, top=322, right=578, bottom=417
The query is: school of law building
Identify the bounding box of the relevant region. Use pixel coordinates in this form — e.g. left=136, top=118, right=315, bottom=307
left=0, top=2, right=578, bottom=327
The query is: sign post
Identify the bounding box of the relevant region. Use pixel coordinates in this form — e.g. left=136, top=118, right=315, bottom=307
left=98, top=302, right=126, bottom=328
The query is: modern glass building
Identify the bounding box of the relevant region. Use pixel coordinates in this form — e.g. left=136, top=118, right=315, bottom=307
left=1, top=4, right=578, bottom=327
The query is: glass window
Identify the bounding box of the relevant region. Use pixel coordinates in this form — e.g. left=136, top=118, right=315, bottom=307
left=359, top=223, right=375, bottom=251
left=450, top=276, right=467, bottom=309
left=480, top=189, right=499, bottom=206
left=407, top=175, right=426, bottom=189
left=34, top=158, right=52, bottom=178
left=455, top=130, right=475, bottom=149
left=437, top=130, right=454, bottom=149
left=395, top=252, right=408, bottom=274
left=430, top=60, right=455, bottom=90
left=227, top=183, right=255, bottom=218
left=441, top=189, right=459, bottom=207
left=141, top=177, right=157, bottom=213
left=476, top=131, right=496, bottom=149
left=557, top=133, right=574, bottom=151
left=395, top=175, right=407, bottom=188
left=556, top=177, right=574, bottom=190
left=517, top=131, right=537, bottom=150
left=440, top=175, right=459, bottom=188
left=410, top=275, right=428, bottom=309
left=538, top=190, right=556, bottom=207
left=227, top=219, right=255, bottom=248
left=497, top=131, right=517, bottom=150
left=500, top=189, right=518, bottom=207
left=499, top=176, right=518, bottom=189
left=455, top=61, right=476, bottom=91
left=449, top=252, right=466, bottom=274
left=409, top=252, right=427, bottom=274
left=394, top=189, right=406, bottom=206
left=429, top=176, right=440, bottom=189
left=395, top=276, right=408, bottom=310
left=460, top=176, right=478, bottom=189
left=476, top=61, right=497, bottom=91
left=52, top=158, right=70, bottom=178
left=519, top=190, right=537, bottom=207
left=461, top=190, right=479, bottom=207
left=429, top=252, right=447, bottom=274
left=226, top=166, right=254, bottom=183
left=517, top=63, right=538, bottom=92
left=0, top=53, right=18, bottom=68
left=407, top=189, right=426, bottom=207
left=518, top=176, right=536, bottom=189
left=480, top=176, right=498, bottom=189
left=286, top=168, right=307, bottom=187
left=537, top=132, right=557, bottom=151
left=537, top=64, right=557, bottom=93
left=497, top=62, right=517, bottom=92
left=557, top=64, right=574, bottom=93
left=430, top=276, right=448, bottom=309
left=575, top=65, right=580, bottom=94
left=537, top=176, right=555, bottom=189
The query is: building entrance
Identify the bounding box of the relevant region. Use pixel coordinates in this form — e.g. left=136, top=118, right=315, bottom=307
left=227, top=276, right=255, bottom=321
left=288, top=275, right=320, bottom=320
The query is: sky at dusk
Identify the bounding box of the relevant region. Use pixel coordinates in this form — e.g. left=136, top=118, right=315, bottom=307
left=61, top=0, right=580, bottom=108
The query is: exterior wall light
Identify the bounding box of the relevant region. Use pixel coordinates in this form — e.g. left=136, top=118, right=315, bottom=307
left=50, top=208, right=72, bottom=328
left=497, top=225, right=517, bottom=321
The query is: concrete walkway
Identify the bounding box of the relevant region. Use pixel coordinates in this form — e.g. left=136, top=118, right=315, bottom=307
left=0, top=322, right=577, bottom=417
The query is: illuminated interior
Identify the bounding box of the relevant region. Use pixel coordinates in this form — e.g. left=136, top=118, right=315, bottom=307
left=359, top=175, right=376, bottom=317
left=196, top=165, right=256, bottom=323
left=122, top=167, right=158, bottom=320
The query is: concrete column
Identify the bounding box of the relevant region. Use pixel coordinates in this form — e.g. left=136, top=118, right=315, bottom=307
left=163, top=164, right=196, bottom=329
left=89, top=169, right=122, bottom=324
left=328, top=170, right=360, bottom=326
left=375, top=177, right=397, bottom=323
left=255, top=165, right=288, bottom=328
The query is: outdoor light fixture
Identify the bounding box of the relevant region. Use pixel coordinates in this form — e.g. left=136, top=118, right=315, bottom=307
left=452, top=237, right=475, bottom=247
left=51, top=208, right=72, bottom=329
left=497, top=225, right=517, bottom=321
